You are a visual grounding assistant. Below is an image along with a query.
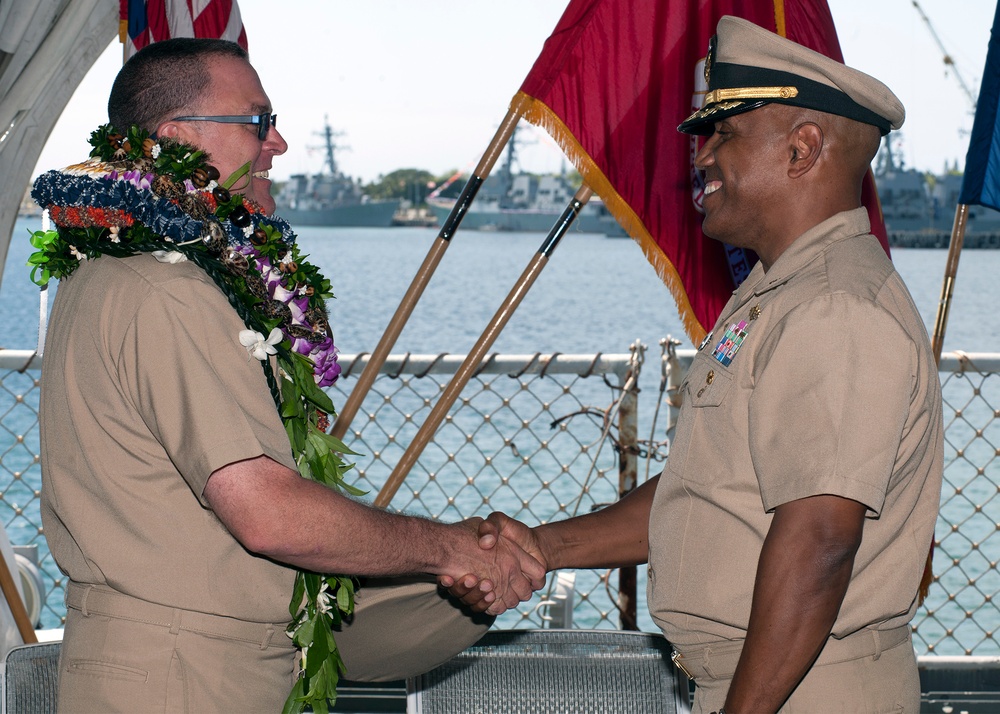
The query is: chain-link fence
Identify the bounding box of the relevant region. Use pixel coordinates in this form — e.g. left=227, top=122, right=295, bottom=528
left=330, top=348, right=650, bottom=631
left=913, top=353, right=1000, bottom=655
left=2, top=346, right=1000, bottom=657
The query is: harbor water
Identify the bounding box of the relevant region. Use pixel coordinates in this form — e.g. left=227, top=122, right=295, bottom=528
left=7, top=218, right=998, bottom=355
left=3, top=217, right=1000, bottom=643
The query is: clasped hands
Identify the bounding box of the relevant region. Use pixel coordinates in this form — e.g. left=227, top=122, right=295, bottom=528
left=441, top=512, right=545, bottom=616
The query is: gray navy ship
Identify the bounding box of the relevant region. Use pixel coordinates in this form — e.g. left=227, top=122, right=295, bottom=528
left=275, top=118, right=401, bottom=228
left=875, top=135, right=1000, bottom=249
left=426, top=128, right=626, bottom=236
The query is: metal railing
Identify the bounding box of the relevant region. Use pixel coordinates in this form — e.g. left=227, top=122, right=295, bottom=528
left=1, top=345, right=998, bottom=656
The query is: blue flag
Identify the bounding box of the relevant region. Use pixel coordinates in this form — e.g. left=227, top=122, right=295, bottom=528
left=960, top=3, right=1000, bottom=209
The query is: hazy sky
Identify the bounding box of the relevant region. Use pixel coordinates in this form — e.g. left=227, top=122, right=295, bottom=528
left=32, top=0, right=995, bottom=183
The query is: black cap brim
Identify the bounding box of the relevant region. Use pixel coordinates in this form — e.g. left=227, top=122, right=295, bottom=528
left=678, top=99, right=767, bottom=135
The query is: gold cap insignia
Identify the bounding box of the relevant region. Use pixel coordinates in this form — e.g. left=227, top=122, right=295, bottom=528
left=704, top=86, right=799, bottom=105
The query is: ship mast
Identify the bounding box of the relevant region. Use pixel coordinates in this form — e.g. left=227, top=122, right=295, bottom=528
left=875, top=133, right=904, bottom=177
left=316, top=115, right=345, bottom=177
left=498, top=125, right=518, bottom=209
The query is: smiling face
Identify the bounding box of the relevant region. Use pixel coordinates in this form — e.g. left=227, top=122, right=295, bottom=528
left=694, top=105, right=793, bottom=262
left=158, top=55, right=287, bottom=215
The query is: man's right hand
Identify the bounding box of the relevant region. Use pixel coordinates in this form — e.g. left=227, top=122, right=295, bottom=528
left=442, top=512, right=548, bottom=611
left=443, top=515, right=546, bottom=616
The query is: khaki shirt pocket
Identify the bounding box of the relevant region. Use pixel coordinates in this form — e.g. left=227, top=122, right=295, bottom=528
left=666, top=356, right=734, bottom=483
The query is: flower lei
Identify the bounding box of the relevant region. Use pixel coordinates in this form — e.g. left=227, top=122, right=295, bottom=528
left=29, top=124, right=357, bottom=714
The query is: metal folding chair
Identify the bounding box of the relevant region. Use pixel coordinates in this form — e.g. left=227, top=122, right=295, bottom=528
left=407, top=629, right=690, bottom=714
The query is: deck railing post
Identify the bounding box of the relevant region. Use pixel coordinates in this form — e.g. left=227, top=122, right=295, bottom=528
left=617, top=344, right=642, bottom=630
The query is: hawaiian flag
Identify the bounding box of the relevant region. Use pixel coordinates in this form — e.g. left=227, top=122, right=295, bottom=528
left=119, top=0, right=248, bottom=59
left=959, top=2, right=1000, bottom=211
left=512, top=0, right=889, bottom=345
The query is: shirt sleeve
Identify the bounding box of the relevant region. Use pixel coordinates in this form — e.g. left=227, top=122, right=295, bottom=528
left=118, top=267, right=298, bottom=505
left=749, top=293, right=916, bottom=516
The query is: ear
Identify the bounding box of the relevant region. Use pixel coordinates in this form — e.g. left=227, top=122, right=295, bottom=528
left=156, top=120, right=200, bottom=145
left=788, top=122, right=823, bottom=179
left=155, top=121, right=180, bottom=140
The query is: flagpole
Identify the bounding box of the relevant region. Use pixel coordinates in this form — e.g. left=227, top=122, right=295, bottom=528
left=374, top=185, right=594, bottom=508
left=330, top=108, right=522, bottom=441
left=918, top=202, right=970, bottom=605
left=0, top=555, right=36, bottom=644
left=930, top=204, right=970, bottom=363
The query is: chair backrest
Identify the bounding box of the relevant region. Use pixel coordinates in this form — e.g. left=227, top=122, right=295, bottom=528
left=407, top=629, right=690, bottom=714
left=1, top=641, right=60, bottom=714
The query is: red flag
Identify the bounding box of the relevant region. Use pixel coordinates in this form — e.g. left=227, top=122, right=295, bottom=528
left=513, top=0, right=889, bottom=345
left=119, top=0, right=248, bottom=60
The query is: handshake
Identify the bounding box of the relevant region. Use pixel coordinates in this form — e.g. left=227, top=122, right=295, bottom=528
left=439, top=512, right=549, bottom=616
left=434, top=477, right=653, bottom=615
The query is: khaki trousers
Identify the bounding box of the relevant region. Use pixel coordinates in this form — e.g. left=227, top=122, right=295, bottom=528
left=674, top=626, right=920, bottom=713
left=58, top=578, right=492, bottom=713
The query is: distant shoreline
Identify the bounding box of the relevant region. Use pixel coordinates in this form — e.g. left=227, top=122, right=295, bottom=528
left=17, top=209, right=1000, bottom=249
left=888, top=231, right=1000, bottom=249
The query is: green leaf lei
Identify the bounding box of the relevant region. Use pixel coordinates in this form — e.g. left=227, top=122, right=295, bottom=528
left=29, top=124, right=361, bottom=713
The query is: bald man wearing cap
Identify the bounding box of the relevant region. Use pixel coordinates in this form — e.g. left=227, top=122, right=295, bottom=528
left=444, top=15, right=943, bottom=714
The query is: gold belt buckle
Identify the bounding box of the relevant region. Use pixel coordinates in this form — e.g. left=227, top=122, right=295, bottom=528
left=671, top=650, right=695, bottom=680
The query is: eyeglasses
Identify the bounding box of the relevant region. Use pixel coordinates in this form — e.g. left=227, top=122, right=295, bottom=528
left=171, top=113, right=277, bottom=140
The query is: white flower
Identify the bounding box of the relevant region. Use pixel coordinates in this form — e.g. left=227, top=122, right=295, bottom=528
left=151, top=250, right=188, bottom=264
left=242, top=224, right=253, bottom=238
left=150, top=144, right=161, bottom=159
left=239, top=328, right=282, bottom=361
left=109, top=226, right=121, bottom=243
left=69, top=245, right=85, bottom=261
left=316, top=581, right=332, bottom=615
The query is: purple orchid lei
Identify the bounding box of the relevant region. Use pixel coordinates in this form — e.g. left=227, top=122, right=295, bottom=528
left=31, top=149, right=341, bottom=388
left=244, top=249, right=341, bottom=386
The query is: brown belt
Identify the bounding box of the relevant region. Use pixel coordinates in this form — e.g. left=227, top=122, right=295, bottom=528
left=65, top=582, right=296, bottom=650
left=670, top=624, right=911, bottom=682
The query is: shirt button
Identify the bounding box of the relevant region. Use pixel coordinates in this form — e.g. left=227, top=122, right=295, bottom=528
left=706, top=370, right=715, bottom=385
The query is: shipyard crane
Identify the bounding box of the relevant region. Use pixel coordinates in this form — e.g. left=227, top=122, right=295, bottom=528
left=912, top=0, right=977, bottom=110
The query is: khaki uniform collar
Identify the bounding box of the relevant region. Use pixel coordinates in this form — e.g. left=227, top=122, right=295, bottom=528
left=733, top=207, right=871, bottom=303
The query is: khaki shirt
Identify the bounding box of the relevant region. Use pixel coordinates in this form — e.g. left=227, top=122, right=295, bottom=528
left=41, top=254, right=297, bottom=623
left=648, top=208, right=943, bottom=646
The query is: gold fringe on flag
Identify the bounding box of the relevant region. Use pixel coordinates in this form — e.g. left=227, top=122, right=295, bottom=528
left=773, top=0, right=786, bottom=38
left=511, top=91, right=709, bottom=346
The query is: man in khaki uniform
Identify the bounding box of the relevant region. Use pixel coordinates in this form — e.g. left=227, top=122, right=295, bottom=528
left=38, top=38, right=543, bottom=713
left=447, top=15, right=943, bottom=714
